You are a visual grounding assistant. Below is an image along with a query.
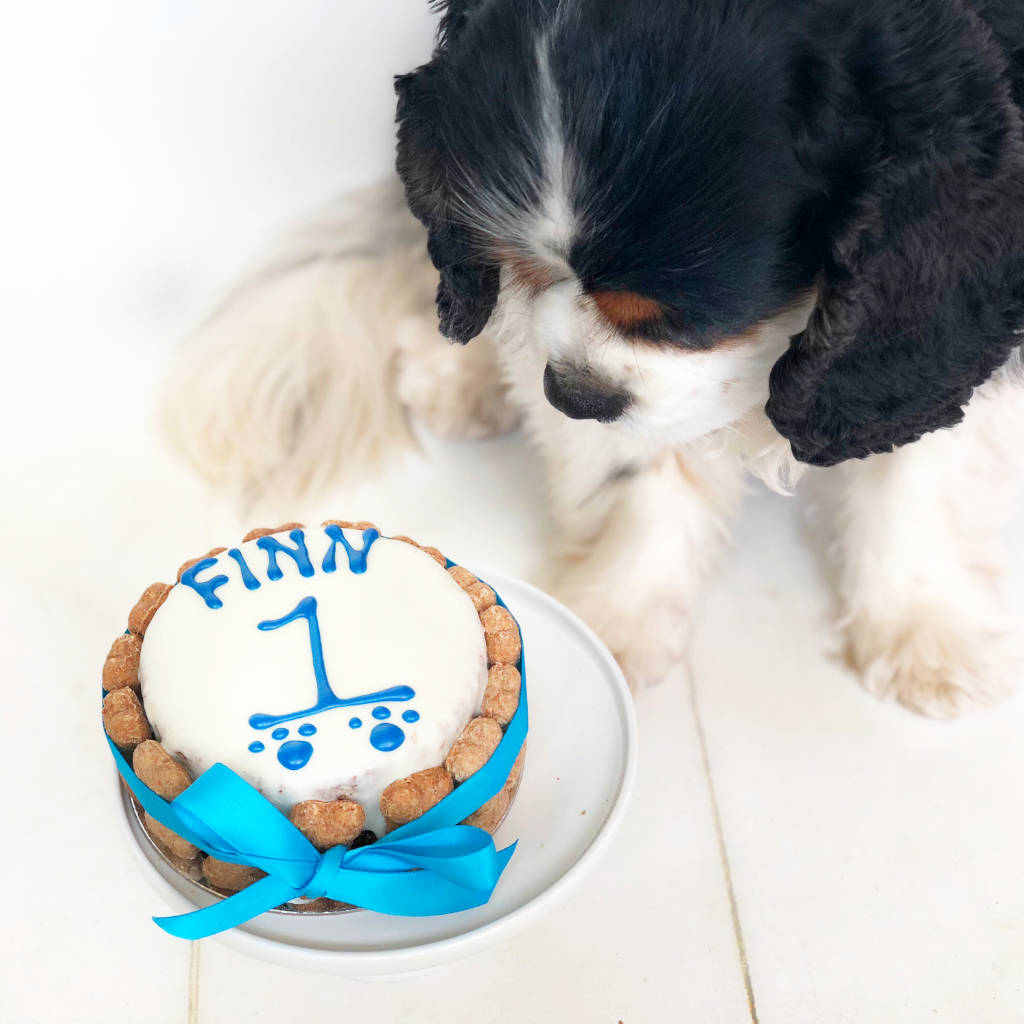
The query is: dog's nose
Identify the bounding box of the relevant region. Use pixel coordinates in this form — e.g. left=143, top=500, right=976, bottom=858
left=542, top=363, right=631, bottom=423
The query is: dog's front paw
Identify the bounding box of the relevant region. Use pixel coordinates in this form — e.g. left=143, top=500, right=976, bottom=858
left=555, top=581, right=692, bottom=690
left=395, top=317, right=519, bottom=440
left=846, top=607, right=1020, bottom=719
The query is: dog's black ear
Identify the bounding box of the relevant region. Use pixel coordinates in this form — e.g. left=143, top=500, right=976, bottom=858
left=432, top=0, right=485, bottom=45
left=767, top=7, right=1024, bottom=467
left=394, top=5, right=500, bottom=343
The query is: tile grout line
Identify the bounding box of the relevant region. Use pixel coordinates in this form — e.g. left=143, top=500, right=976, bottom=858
left=187, top=940, right=201, bottom=1024
left=686, top=665, right=760, bottom=1024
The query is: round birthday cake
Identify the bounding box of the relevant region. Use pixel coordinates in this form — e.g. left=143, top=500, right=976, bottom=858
left=102, top=520, right=524, bottom=897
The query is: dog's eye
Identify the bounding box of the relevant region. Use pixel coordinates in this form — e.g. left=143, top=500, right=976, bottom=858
left=590, top=290, right=665, bottom=330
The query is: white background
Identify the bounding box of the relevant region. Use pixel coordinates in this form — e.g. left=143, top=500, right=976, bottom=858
left=2, top=4, right=1024, bottom=1023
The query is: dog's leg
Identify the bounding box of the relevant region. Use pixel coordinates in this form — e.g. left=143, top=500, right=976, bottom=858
left=395, top=318, right=519, bottom=440
left=163, top=179, right=516, bottom=503
left=541, top=435, right=747, bottom=690
left=836, top=362, right=1024, bottom=717
left=162, top=182, right=433, bottom=502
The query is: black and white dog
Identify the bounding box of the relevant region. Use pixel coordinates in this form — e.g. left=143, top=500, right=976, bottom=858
left=166, top=0, right=1024, bottom=717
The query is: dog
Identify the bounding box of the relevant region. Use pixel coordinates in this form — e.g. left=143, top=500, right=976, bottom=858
left=164, top=0, right=1024, bottom=718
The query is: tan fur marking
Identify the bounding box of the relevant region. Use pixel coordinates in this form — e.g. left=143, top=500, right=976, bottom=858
left=591, top=290, right=664, bottom=328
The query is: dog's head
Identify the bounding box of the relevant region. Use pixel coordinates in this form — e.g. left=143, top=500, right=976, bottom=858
left=396, top=0, right=1024, bottom=465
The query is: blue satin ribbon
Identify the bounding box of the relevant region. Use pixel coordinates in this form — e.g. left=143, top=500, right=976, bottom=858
left=107, top=585, right=527, bottom=940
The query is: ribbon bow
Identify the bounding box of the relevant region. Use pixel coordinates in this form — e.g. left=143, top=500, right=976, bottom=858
left=108, top=620, right=527, bottom=939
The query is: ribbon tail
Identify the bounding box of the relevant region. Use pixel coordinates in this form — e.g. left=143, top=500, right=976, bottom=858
left=325, top=841, right=518, bottom=917
left=493, top=841, right=516, bottom=880
left=154, top=875, right=299, bottom=940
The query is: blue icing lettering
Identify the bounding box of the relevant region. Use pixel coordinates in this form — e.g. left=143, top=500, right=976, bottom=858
left=372, top=706, right=390, bottom=720
left=349, top=717, right=362, bottom=729
left=276, top=739, right=314, bottom=770
left=370, top=723, right=405, bottom=752
left=271, top=727, right=289, bottom=740
left=248, top=741, right=265, bottom=753
left=402, top=710, right=420, bottom=723
left=257, top=530, right=314, bottom=581
left=226, top=548, right=261, bottom=590
left=298, top=723, right=316, bottom=736
left=179, top=557, right=230, bottom=609
left=182, top=525, right=381, bottom=612
left=322, top=526, right=379, bottom=575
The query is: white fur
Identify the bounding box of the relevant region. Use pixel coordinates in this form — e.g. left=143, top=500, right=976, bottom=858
left=162, top=182, right=430, bottom=505
left=835, top=361, right=1024, bottom=717
left=395, top=313, right=519, bottom=440
left=165, top=181, right=1024, bottom=717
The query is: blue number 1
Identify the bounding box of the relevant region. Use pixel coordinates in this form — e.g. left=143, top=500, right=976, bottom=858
left=248, top=596, right=414, bottom=731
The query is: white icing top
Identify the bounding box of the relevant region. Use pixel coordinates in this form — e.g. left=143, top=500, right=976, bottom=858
left=140, top=529, right=487, bottom=836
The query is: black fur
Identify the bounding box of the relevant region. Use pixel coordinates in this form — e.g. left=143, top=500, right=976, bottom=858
left=768, top=0, right=1024, bottom=464
left=395, top=55, right=502, bottom=344
left=396, top=0, right=1024, bottom=464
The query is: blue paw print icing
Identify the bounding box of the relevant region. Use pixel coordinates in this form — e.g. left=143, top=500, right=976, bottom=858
left=276, top=739, right=314, bottom=770
left=247, top=724, right=318, bottom=770
left=365, top=706, right=415, bottom=749
left=250, top=711, right=415, bottom=761
left=334, top=709, right=418, bottom=750
left=370, top=722, right=405, bottom=751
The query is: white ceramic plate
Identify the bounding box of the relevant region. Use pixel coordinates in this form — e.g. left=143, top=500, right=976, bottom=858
left=115, top=574, right=637, bottom=977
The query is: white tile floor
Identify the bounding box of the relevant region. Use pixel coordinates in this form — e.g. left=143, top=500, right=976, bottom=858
left=691, top=492, right=1024, bottom=1023
left=3, top=6, right=1024, bottom=1022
